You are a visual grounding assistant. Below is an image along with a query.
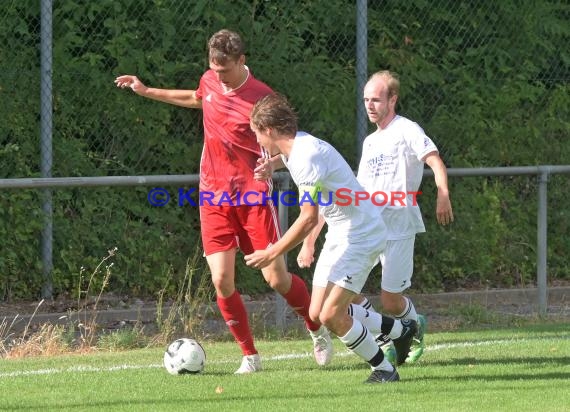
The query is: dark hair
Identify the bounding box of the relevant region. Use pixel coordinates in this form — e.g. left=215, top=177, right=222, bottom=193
left=207, top=29, right=245, bottom=64
left=251, top=93, right=298, bottom=136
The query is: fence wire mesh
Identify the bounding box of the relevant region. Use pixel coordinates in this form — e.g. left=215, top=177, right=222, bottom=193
left=1, top=0, right=567, bottom=176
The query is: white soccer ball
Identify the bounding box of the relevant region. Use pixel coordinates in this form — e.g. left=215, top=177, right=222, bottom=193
left=163, top=338, right=206, bottom=375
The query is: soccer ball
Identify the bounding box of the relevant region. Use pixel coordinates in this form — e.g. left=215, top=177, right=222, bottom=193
left=163, top=338, right=206, bottom=375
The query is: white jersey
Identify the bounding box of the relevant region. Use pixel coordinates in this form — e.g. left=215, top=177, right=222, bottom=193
left=283, top=132, right=386, bottom=243
left=357, top=115, right=438, bottom=240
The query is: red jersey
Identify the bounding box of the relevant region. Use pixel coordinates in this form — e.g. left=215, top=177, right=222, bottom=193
left=195, top=69, right=273, bottom=204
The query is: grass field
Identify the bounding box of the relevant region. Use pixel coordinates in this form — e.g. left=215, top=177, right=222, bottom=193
left=0, top=323, right=568, bottom=412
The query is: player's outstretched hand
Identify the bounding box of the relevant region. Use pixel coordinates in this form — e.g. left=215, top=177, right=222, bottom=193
left=114, top=75, right=147, bottom=95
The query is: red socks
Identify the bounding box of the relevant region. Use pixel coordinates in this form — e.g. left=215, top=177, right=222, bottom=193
left=217, top=275, right=318, bottom=356
left=283, top=274, right=320, bottom=332
left=217, top=291, right=257, bottom=355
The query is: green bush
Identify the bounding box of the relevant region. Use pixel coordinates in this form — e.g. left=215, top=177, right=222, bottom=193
left=0, top=0, right=568, bottom=301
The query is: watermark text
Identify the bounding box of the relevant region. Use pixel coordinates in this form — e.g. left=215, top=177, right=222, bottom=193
left=147, top=188, right=421, bottom=207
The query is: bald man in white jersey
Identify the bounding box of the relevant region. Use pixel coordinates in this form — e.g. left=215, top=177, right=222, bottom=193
left=353, top=70, right=454, bottom=363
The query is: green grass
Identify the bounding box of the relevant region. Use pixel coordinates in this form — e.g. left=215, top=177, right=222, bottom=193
left=0, top=323, right=568, bottom=412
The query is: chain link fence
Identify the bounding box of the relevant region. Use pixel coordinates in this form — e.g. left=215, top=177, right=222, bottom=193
left=0, top=0, right=570, bottom=177
left=1, top=0, right=362, bottom=177
left=367, top=1, right=569, bottom=161
left=0, top=0, right=568, bottom=301
left=2, top=0, right=567, bottom=175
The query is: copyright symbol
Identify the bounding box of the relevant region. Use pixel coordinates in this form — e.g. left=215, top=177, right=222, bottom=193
left=147, top=188, right=170, bottom=207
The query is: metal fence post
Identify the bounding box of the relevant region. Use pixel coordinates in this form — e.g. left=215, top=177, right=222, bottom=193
left=537, top=169, right=549, bottom=317
left=40, top=0, right=54, bottom=299
left=355, top=0, right=368, bottom=164
left=274, top=172, right=290, bottom=331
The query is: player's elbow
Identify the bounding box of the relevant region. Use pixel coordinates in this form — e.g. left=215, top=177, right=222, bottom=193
left=301, top=213, right=320, bottom=232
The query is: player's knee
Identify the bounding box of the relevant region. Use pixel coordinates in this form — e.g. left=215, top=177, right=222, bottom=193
left=210, top=275, right=233, bottom=296
left=308, top=307, right=320, bottom=324
left=380, top=294, right=405, bottom=315
left=318, top=307, right=337, bottom=327
left=263, top=269, right=291, bottom=294
left=318, top=314, right=332, bottom=328
left=265, top=275, right=287, bottom=292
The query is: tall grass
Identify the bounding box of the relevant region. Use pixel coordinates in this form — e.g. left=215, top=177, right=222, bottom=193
left=1, top=245, right=216, bottom=358
left=154, top=244, right=215, bottom=345
left=75, top=246, right=118, bottom=349
left=1, top=248, right=121, bottom=357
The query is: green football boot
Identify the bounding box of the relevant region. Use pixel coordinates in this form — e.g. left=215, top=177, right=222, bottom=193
left=406, top=314, right=427, bottom=363
left=381, top=341, right=397, bottom=365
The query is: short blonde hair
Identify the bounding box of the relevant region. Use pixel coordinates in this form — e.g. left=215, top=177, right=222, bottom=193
left=369, top=70, right=400, bottom=97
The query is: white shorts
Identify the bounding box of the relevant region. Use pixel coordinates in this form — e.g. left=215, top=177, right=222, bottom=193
left=313, top=235, right=386, bottom=294
left=376, top=237, right=415, bottom=293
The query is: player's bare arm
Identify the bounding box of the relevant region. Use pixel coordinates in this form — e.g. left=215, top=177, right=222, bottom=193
left=297, top=214, right=325, bottom=268
left=244, top=203, right=320, bottom=269
left=424, top=152, right=454, bottom=225
left=114, top=75, right=202, bottom=109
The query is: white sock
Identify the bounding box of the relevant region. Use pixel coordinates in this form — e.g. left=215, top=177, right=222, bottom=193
left=388, top=320, right=403, bottom=339
left=348, top=303, right=383, bottom=334
left=337, top=319, right=379, bottom=362
left=357, top=296, right=377, bottom=313
left=373, top=357, right=394, bottom=372
left=396, top=296, right=418, bottom=322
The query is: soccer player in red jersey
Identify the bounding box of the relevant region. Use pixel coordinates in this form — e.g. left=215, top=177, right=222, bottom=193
left=115, top=29, right=333, bottom=373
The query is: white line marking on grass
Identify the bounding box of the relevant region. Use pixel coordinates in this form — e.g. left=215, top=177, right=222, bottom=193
left=429, top=338, right=524, bottom=351
left=1, top=336, right=565, bottom=379
left=0, top=363, right=164, bottom=378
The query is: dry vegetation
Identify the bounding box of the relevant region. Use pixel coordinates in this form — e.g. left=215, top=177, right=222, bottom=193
left=1, top=246, right=213, bottom=359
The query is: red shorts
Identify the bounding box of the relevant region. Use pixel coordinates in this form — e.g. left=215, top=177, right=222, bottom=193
left=199, top=203, right=281, bottom=256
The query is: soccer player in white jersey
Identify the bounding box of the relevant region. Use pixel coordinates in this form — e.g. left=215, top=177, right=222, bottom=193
left=244, top=93, right=417, bottom=383
left=355, top=70, right=454, bottom=363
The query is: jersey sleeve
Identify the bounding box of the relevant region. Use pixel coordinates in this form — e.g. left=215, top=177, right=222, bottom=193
left=195, top=73, right=206, bottom=100
left=405, top=122, right=438, bottom=161
left=293, top=152, right=326, bottom=204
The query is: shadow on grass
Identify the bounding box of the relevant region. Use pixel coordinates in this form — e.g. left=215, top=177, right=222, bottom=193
left=3, top=391, right=351, bottom=411
left=405, top=371, right=570, bottom=383
left=419, top=356, right=570, bottom=367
